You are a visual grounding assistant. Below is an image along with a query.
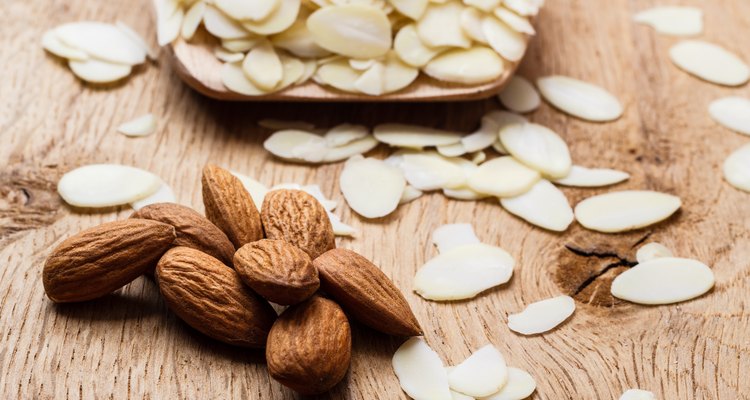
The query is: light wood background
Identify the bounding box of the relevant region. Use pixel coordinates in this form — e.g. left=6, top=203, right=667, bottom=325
left=2, top=0, right=750, bottom=399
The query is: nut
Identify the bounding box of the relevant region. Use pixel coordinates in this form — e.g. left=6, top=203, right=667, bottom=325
left=266, top=296, right=351, bottom=395
left=261, top=189, right=335, bottom=259
left=43, top=219, right=176, bottom=303
left=202, top=164, right=263, bottom=249
left=314, top=248, right=422, bottom=336
left=234, top=239, right=319, bottom=305
left=156, top=247, right=277, bottom=348
left=131, top=202, right=234, bottom=265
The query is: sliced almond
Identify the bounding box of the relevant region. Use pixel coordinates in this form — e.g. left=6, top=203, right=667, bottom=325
left=400, top=185, right=424, bottom=204
left=500, top=180, right=574, bottom=232
left=216, top=0, right=280, bottom=21
left=507, top=295, right=575, bottom=335
left=482, top=367, right=537, bottom=400
left=354, top=62, right=386, bottom=95
left=574, top=190, right=682, bottom=233
left=443, top=187, right=489, bottom=200
left=230, top=171, right=269, bottom=210
left=264, top=129, right=324, bottom=160
left=636, top=242, right=673, bottom=264
left=536, top=75, right=624, bottom=121
left=471, top=151, right=487, bottom=164
left=417, top=2, right=472, bottom=49
left=463, top=0, right=501, bottom=12
left=242, top=40, right=283, bottom=90
left=58, top=164, right=161, bottom=208
left=382, top=51, right=420, bottom=93
left=315, top=57, right=362, bottom=92
left=340, top=156, right=406, bottom=218
left=222, top=37, right=261, bottom=53
left=203, top=5, right=250, bottom=39
left=414, top=243, right=515, bottom=301
left=398, top=151, right=467, bottom=190
left=321, top=135, right=379, bottom=162
left=432, top=223, right=481, bottom=253
left=374, top=124, right=461, bottom=148
left=708, top=96, right=750, bottom=136
left=324, top=124, right=369, bottom=146
left=499, top=122, right=572, bottom=178
left=553, top=166, right=630, bottom=187
left=633, top=6, right=702, bottom=36
left=69, top=59, right=132, bottom=83
left=157, top=3, right=184, bottom=46
left=115, top=21, right=158, bottom=60
left=611, top=257, right=715, bottom=305
left=424, top=46, right=505, bottom=84
left=181, top=1, right=206, bottom=40
left=271, top=17, right=332, bottom=58
left=619, top=389, right=656, bottom=400
left=328, top=212, right=357, bottom=237
left=214, top=47, right=245, bottom=63
left=437, top=142, right=467, bottom=157
left=723, top=143, right=750, bottom=192
left=117, top=114, right=157, bottom=137
left=494, top=7, right=535, bottom=35
left=241, top=0, right=301, bottom=35
left=221, top=61, right=269, bottom=96
left=388, top=0, right=429, bottom=20
left=55, top=22, right=147, bottom=65
left=468, top=156, right=540, bottom=197
left=669, top=40, right=750, bottom=86
left=130, top=181, right=176, bottom=210
left=503, top=0, right=540, bottom=16
left=482, top=16, right=526, bottom=62
left=462, top=118, right=498, bottom=154
left=307, top=4, right=392, bottom=59
left=498, top=75, right=540, bottom=113
left=459, top=7, right=487, bottom=43
left=394, top=24, right=444, bottom=67
left=392, top=338, right=453, bottom=400
left=42, top=30, right=89, bottom=61
left=448, top=345, right=508, bottom=397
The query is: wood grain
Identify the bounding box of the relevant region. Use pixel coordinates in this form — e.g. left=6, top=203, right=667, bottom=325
left=1, top=0, right=750, bottom=399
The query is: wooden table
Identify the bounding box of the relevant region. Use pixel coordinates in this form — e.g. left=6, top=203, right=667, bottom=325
left=2, top=0, right=749, bottom=399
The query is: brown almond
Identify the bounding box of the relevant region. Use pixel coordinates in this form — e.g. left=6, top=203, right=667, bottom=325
left=156, top=247, right=277, bottom=348
left=43, top=219, right=176, bottom=303
left=131, top=203, right=234, bottom=265
left=266, top=296, right=351, bottom=395
left=234, top=239, right=319, bottom=305
left=202, top=164, right=263, bottom=249
left=314, top=248, right=422, bottom=336
left=261, top=189, right=335, bottom=259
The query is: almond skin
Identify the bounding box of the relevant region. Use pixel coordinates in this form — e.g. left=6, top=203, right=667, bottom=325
left=156, top=247, right=277, bottom=348
left=202, top=164, right=263, bottom=249
left=266, top=296, right=351, bottom=395
left=43, top=219, right=176, bottom=303
left=131, top=203, right=234, bottom=265
left=261, top=189, right=335, bottom=259
left=314, top=248, right=422, bottom=336
left=234, top=239, right=319, bottom=305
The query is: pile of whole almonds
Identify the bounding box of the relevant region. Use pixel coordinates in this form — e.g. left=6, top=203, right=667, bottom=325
left=43, top=164, right=422, bottom=395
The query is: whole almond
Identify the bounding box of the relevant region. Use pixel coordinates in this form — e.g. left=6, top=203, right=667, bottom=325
left=156, top=247, right=277, bottom=348
left=261, top=189, right=335, bottom=259
left=314, top=248, right=422, bottom=336
left=202, top=164, right=263, bottom=249
left=43, top=219, right=176, bottom=303
left=131, top=203, right=234, bottom=265
left=266, top=296, right=351, bottom=395
left=234, top=239, right=319, bottom=305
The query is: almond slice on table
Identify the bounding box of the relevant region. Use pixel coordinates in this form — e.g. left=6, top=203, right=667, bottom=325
left=55, top=21, right=147, bottom=65
left=574, top=190, right=682, bottom=233
left=400, top=185, right=424, bottom=204
left=392, top=337, right=453, bottom=400
left=216, top=0, right=280, bottom=21
left=471, top=151, right=487, bottom=164
left=394, top=23, right=445, bottom=67
left=669, top=40, right=750, bottom=86
left=318, top=135, right=379, bottom=162
left=482, top=367, right=537, bottom=400
left=68, top=59, right=133, bottom=83
left=461, top=114, right=504, bottom=153
left=117, top=114, right=157, bottom=137
left=553, top=165, right=630, bottom=187
left=635, top=242, right=673, bottom=264
left=724, top=143, right=750, bottom=192
left=536, top=76, right=623, bottom=122
left=374, top=124, right=462, bottom=148
left=507, top=295, right=575, bottom=335
left=437, top=142, right=467, bottom=157
left=328, top=212, right=357, bottom=237
left=432, top=223, right=481, bottom=253
left=424, top=46, right=505, bottom=84
left=481, top=16, right=526, bottom=62
left=242, top=39, right=283, bottom=90
left=709, top=97, right=750, bottom=136
left=115, top=21, right=158, bottom=60
left=41, top=30, right=88, bottom=60
left=181, top=1, right=206, bottom=40
left=498, top=76, right=540, bottom=113
left=307, top=4, right=392, bottom=59
left=203, top=5, right=251, bottom=39
left=619, top=389, right=656, bottom=400
left=241, top=0, right=301, bottom=35
left=448, top=344, right=508, bottom=397
left=396, top=151, right=467, bottom=191
left=633, top=6, right=703, bottom=37
left=499, top=122, right=572, bottom=178
left=499, top=180, right=574, bottom=232
left=129, top=181, right=176, bottom=210
left=324, top=123, right=369, bottom=146
left=443, top=187, right=490, bottom=201
left=414, top=243, right=515, bottom=301
left=230, top=171, right=268, bottom=210
left=264, top=129, right=325, bottom=160
left=417, top=1, right=472, bottom=49
left=468, top=156, right=540, bottom=198
left=57, top=164, right=161, bottom=208
left=611, top=257, right=715, bottom=305
left=339, top=156, right=406, bottom=218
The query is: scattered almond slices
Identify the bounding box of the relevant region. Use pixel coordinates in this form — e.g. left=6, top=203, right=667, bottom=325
left=636, top=242, right=673, bottom=263
left=394, top=151, right=467, bottom=191
left=498, top=75, right=540, bottom=113
left=611, top=257, right=715, bottom=305
left=41, top=30, right=88, bottom=61
left=468, top=156, right=540, bottom=198
left=68, top=59, right=133, bottom=84
left=499, top=180, right=574, bottom=232
left=619, top=389, right=656, bottom=400
left=574, top=190, right=681, bottom=233
left=669, top=40, right=750, bottom=87
left=482, top=367, right=537, bottom=400
left=339, top=156, right=406, bottom=218
left=130, top=181, right=177, bottom=210
left=400, top=185, right=424, bottom=204
left=507, top=295, right=575, bottom=335
left=432, top=223, right=481, bottom=253
left=447, top=344, right=508, bottom=398
left=709, top=97, right=750, bottom=136
left=633, top=6, right=703, bottom=37
left=536, top=76, right=624, bottom=122
left=499, top=122, right=572, bottom=178
left=392, top=337, right=453, bottom=400
left=723, top=143, right=750, bottom=192
left=117, top=114, right=158, bottom=137
left=553, top=165, right=630, bottom=187
left=263, top=128, right=377, bottom=163
left=54, top=21, right=147, bottom=65
left=57, top=164, right=162, bottom=208
left=374, top=124, right=462, bottom=148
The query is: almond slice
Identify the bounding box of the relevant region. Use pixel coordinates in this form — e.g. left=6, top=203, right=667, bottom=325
left=498, top=76, right=540, bottom=113
left=464, top=0, right=501, bottom=12
left=499, top=122, right=572, bottom=178
left=443, top=187, right=490, bottom=201
left=500, top=180, right=574, bottom=232
left=503, top=0, right=540, bottom=16
left=216, top=0, right=280, bottom=21
left=461, top=116, right=499, bottom=153
left=340, top=156, right=406, bottom=218
left=394, top=24, right=445, bottom=67
left=494, top=7, right=535, bottom=35
left=388, top=0, right=429, bottom=20
left=263, top=129, right=324, bottom=160
left=157, top=3, right=184, bottom=46
left=424, top=46, right=505, bottom=84
left=636, top=242, right=673, bottom=264
left=468, top=156, right=540, bottom=197
left=55, top=22, right=147, bottom=65
left=222, top=37, right=261, bottom=53
left=536, top=76, right=623, bottom=122
left=130, top=181, right=176, bottom=210
left=58, top=164, right=161, bottom=208
left=214, top=47, right=244, bottom=63
left=315, top=57, right=362, bottom=92
left=611, top=257, right=715, bottom=305
left=399, top=151, right=467, bottom=190
left=221, top=61, right=270, bottom=96
left=619, top=389, right=656, bottom=400
left=432, top=223, right=481, bottom=253
left=400, top=185, right=424, bottom=204
left=507, top=295, right=575, bottom=335
left=382, top=51, right=420, bottom=93
left=68, top=59, right=133, bottom=83
left=181, top=1, right=206, bottom=40
left=482, top=16, right=526, bottom=62
left=241, top=0, right=301, bottom=35
left=633, top=6, right=702, bottom=36
left=437, top=142, right=467, bottom=157
left=723, top=143, right=750, bottom=192
left=321, top=135, right=379, bottom=162
left=230, top=171, right=268, bottom=210
left=417, top=2, right=472, bottom=49
left=307, top=4, right=392, bottom=59
left=271, top=17, right=332, bottom=58
left=448, top=345, right=508, bottom=397
left=392, top=338, right=453, bottom=400
left=553, top=166, right=630, bottom=187
left=669, top=40, right=750, bottom=86
left=42, top=30, right=89, bottom=61
left=242, top=39, right=283, bottom=90
left=460, top=7, right=488, bottom=43
left=325, top=124, right=369, bottom=146
left=574, top=190, right=682, bottom=233
left=374, top=124, right=462, bottom=148
left=117, top=114, right=157, bottom=137
left=354, top=62, right=386, bottom=95
left=709, top=97, right=750, bottom=136
left=115, top=21, right=158, bottom=60
left=203, top=5, right=250, bottom=39
left=482, top=367, right=537, bottom=400
left=414, top=243, right=515, bottom=301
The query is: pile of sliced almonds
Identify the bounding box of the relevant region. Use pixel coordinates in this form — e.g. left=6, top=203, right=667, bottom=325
left=155, top=0, right=542, bottom=96
left=42, top=22, right=153, bottom=83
